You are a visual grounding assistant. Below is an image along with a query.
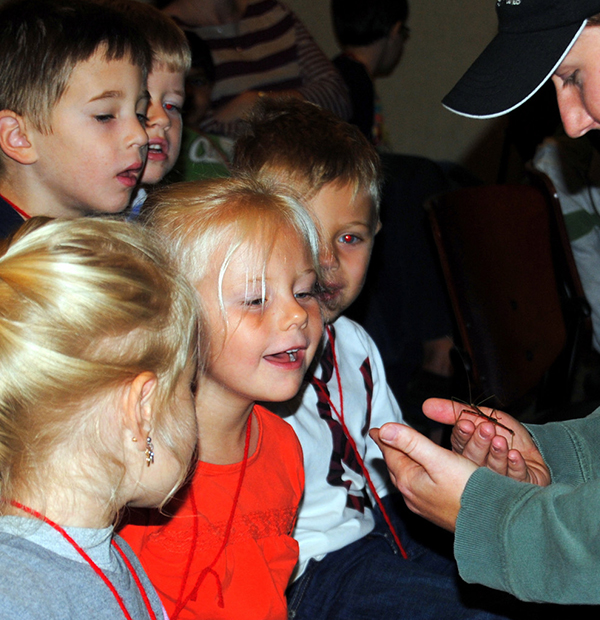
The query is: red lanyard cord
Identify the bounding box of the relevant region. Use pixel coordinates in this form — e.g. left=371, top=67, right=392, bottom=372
left=171, top=411, right=252, bottom=619
left=10, top=500, right=157, bottom=620
left=322, top=325, right=408, bottom=560
left=0, top=193, right=30, bottom=220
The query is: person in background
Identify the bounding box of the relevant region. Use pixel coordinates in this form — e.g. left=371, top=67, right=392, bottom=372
left=331, top=0, right=409, bottom=147
left=99, top=0, right=191, bottom=216
left=533, top=130, right=600, bottom=357
left=373, top=0, right=600, bottom=607
left=169, top=31, right=234, bottom=181
left=331, top=0, right=457, bottom=436
left=160, top=0, right=351, bottom=137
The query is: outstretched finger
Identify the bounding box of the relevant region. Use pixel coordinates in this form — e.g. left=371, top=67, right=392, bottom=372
left=373, top=422, right=478, bottom=531
left=369, top=426, right=416, bottom=487
left=374, top=422, right=461, bottom=486
left=375, top=423, right=441, bottom=468
left=422, top=398, right=459, bottom=425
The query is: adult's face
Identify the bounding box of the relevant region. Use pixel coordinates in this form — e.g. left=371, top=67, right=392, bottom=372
left=552, top=25, right=600, bottom=137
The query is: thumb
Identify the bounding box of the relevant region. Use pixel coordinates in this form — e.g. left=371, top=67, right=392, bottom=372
left=422, top=398, right=458, bottom=425
left=378, top=423, right=442, bottom=472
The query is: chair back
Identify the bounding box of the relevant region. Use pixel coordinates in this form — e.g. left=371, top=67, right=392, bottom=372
left=426, top=181, right=591, bottom=412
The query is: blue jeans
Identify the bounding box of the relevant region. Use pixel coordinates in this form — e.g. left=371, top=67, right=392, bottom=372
left=287, top=495, right=541, bottom=620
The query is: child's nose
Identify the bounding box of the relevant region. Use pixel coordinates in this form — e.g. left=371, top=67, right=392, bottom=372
left=128, top=116, right=148, bottom=149
left=320, top=245, right=339, bottom=271
left=280, top=297, right=309, bottom=331
left=146, top=102, right=172, bottom=131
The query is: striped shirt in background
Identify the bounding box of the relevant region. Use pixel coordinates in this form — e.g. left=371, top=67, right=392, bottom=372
left=192, top=0, right=351, bottom=137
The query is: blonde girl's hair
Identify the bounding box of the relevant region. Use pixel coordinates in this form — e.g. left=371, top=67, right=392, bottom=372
left=0, top=218, right=199, bottom=513
left=144, top=176, right=322, bottom=316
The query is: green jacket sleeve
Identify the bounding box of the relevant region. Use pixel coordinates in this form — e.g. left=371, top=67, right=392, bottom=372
left=454, top=408, right=600, bottom=603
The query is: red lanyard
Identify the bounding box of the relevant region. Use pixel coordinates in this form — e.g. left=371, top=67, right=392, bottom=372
left=10, top=500, right=157, bottom=620
left=320, top=325, right=408, bottom=560
left=171, top=411, right=252, bottom=619
left=0, top=193, right=30, bottom=220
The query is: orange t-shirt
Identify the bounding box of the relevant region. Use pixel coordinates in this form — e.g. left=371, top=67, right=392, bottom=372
left=120, top=405, right=304, bottom=620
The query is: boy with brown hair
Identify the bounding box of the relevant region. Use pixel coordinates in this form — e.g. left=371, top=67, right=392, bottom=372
left=0, top=0, right=151, bottom=237
left=234, top=98, right=515, bottom=620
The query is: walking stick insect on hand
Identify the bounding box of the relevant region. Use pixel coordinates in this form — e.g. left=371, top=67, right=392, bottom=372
left=452, top=399, right=515, bottom=450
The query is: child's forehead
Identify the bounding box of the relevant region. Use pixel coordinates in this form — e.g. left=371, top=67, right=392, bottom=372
left=147, top=66, right=185, bottom=98
left=213, top=224, right=312, bottom=278
left=308, top=181, right=377, bottom=228
left=63, top=49, right=144, bottom=95
left=150, top=62, right=186, bottom=82
left=48, top=51, right=146, bottom=128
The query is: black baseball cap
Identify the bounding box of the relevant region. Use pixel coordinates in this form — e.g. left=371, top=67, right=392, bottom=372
left=443, top=0, right=600, bottom=118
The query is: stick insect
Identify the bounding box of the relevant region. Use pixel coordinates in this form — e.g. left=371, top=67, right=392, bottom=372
left=452, top=399, right=515, bottom=450
left=450, top=347, right=515, bottom=449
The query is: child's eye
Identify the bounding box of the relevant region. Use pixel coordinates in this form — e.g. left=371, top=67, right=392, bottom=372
left=164, top=102, right=182, bottom=114
left=244, top=297, right=266, bottom=307
left=95, top=114, right=114, bottom=123
left=137, top=112, right=149, bottom=124
left=338, top=233, right=361, bottom=245
left=295, top=279, right=319, bottom=301
left=295, top=282, right=319, bottom=300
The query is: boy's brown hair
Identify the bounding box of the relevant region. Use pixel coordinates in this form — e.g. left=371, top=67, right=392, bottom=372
left=98, top=0, right=191, bottom=74
left=233, top=98, right=382, bottom=212
left=0, top=0, right=152, bottom=135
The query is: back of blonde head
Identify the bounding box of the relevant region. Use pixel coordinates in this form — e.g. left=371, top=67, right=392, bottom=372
left=0, top=218, right=198, bottom=510
left=145, top=177, right=321, bottom=305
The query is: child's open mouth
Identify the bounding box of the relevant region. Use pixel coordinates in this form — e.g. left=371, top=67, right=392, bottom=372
left=116, top=163, right=143, bottom=187
left=318, top=282, right=343, bottom=304
left=147, top=139, right=168, bottom=161
left=264, top=348, right=305, bottom=367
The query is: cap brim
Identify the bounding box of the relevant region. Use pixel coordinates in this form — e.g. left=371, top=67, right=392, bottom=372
left=442, top=21, right=586, bottom=119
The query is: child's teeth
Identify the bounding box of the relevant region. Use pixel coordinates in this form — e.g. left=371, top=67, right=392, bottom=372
left=287, top=350, right=297, bottom=362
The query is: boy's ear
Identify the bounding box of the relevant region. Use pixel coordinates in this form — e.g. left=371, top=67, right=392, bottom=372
left=122, top=371, right=159, bottom=442
left=0, top=111, right=38, bottom=164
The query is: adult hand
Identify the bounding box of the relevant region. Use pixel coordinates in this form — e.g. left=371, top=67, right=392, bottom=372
left=423, top=398, right=551, bottom=486
left=370, top=424, right=478, bottom=532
